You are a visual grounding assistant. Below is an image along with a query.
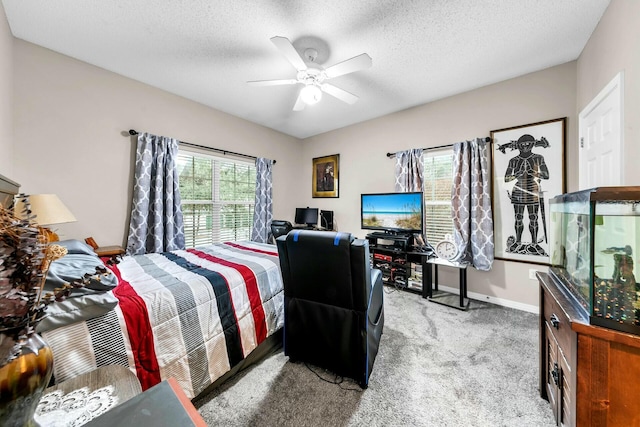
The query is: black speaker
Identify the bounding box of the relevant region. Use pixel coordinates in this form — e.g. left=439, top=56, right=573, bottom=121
left=320, top=210, right=334, bottom=230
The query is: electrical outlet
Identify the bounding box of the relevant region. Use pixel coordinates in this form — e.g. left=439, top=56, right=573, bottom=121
left=529, top=269, right=538, bottom=280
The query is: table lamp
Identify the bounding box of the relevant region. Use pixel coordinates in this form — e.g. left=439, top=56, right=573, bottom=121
left=14, top=194, right=77, bottom=242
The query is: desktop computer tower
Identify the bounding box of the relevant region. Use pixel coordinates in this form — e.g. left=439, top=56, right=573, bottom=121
left=320, top=210, right=334, bottom=230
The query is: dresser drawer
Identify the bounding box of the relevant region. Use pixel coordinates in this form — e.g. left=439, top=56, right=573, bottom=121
left=542, top=286, right=573, bottom=356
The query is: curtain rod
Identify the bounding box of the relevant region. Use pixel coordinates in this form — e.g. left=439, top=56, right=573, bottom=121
left=128, top=129, right=276, bottom=164
left=386, top=136, right=492, bottom=158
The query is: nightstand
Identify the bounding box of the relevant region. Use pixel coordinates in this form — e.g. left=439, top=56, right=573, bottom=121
left=85, top=377, right=207, bottom=426
left=85, top=237, right=125, bottom=257
left=36, top=365, right=142, bottom=426
left=43, top=365, right=141, bottom=401
left=94, top=245, right=125, bottom=257
left=37, top=367, right=206, bottom=427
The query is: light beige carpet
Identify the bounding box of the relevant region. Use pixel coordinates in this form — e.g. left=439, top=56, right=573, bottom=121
left=194, top=288, right=555, bottom=427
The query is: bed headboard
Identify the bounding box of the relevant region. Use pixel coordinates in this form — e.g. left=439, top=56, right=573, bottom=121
left=0, top=173, right=20, bottom=209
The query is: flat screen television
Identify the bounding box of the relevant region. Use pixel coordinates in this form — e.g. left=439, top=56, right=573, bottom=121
left=294, top=207, right=318, bottom=227
left=361, top=192, right=424, bottom=234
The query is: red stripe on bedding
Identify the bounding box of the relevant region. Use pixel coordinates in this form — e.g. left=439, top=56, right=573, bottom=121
left=187, top=248, right=267, bottom=344
left=224, top=241, right=278, bottom=257
left=111, top=263, right=162, bottom=391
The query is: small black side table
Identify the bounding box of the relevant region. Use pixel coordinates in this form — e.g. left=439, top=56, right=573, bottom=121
left=424, top=257, right=470, bottom=310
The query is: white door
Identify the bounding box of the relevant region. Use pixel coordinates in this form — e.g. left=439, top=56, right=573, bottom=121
left=578, top=72, right=624, bottom=189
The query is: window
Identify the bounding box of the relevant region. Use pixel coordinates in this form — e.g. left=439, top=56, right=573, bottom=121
left=423, top=151, right=454, bottom=245
left=177, top=151, right=255, bottom=247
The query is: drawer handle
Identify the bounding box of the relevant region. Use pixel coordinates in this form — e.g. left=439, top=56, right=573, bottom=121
left=550, top=313, right=560, bottom=329
left=551, top=362, right=559, bottom=385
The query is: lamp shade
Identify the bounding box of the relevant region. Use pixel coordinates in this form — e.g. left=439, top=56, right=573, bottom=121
left=14, top=194, right=77, bottom=226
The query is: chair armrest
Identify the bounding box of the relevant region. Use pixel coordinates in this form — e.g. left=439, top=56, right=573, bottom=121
left=367, top=268, right=384, bottom=325
left=275, top=235, right=292, bottom=294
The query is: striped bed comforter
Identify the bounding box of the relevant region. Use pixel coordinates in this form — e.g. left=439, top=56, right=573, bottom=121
left=42, top=241, right=284, bottom=399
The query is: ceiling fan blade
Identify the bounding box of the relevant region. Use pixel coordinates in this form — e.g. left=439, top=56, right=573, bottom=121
left=247, top=79, right=298, bottom=86
left=324, top=53, right=372, bottom=79
left=320, top=83, right=359, bottom=104
left=270, top=36, right=307, bottom=71
left=292, top=91, right=306, bottom=111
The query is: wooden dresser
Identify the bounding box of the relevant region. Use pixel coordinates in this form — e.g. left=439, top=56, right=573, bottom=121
left=538, top=272, right=640, bottom=426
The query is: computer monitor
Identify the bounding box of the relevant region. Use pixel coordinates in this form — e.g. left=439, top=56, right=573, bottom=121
left=294, top=207, right=318, bottom=228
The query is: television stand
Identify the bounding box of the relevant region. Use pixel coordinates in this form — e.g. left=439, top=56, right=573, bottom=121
left=366, top=232, right=411, bottom=251
left=366, top=233, right=428, bottom=295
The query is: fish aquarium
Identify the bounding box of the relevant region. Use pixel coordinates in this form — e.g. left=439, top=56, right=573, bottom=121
left=548, top=186, right=640, bottom=335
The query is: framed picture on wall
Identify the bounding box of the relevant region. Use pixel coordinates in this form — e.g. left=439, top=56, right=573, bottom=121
left=490, top=117, right=566, bottom=265
left=312, top=154, right=339, bottom=198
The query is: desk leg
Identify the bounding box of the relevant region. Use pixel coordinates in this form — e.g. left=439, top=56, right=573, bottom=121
left=424, top=261, right=432, bottom=298
left=421, top=257, right=429, bottom=298
left=434, top=265, right=439, bottom=292
left=459, top=268, right=465, bottom=308
left=425, top=262, right=469, bottom=311
left=462, top=268, right=468, bottom=298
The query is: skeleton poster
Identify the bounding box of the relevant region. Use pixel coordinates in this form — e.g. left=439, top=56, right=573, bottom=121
left=490, top=118, right=566, bottom=264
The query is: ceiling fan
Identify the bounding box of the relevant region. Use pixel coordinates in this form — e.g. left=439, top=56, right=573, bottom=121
left=248, top=36, right=372, bottom=111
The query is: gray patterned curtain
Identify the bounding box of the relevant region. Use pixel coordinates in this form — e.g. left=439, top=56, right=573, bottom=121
left=250, top=158, right=274, bottom=243
left=394, top=149, right=424, bottom=192
left=126, top=132, right=185, bottom=255
left=451, top=138, right=494, bottom=270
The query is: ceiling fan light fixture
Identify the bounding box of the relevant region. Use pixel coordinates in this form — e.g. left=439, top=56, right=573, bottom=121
left=249, top=36, right=371, bottom=111
left=300, top=84, right=322, bottom=105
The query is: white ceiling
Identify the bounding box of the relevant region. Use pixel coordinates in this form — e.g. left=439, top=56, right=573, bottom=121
left=2, top=0, right=610, bottom=139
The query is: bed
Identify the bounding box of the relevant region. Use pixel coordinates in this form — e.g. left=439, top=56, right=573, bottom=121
left=1, top=175, right=284, bottom=399
left=41, top=241, right=284, bottom=399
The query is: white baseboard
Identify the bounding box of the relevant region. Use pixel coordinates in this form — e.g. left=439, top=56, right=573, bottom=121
left=436, top=284, right=539, bottom=314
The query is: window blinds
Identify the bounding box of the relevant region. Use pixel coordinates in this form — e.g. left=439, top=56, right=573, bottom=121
left=423, top=152, right=454, bottom=245
left=177, top=151, right=256, bottom=247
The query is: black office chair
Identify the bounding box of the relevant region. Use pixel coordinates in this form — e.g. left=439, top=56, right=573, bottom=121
left=276, top=230, right=384, bottom=388
left=270, top=220, right=293, bottom=243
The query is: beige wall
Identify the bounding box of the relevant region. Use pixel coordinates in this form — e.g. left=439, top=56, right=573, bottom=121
left=12, top=40, right=302, bottom=246
left=302, top=62, right=577, bottom=309
left=0, top=3, right=13, bottom=176
left=10, top=43, right=577, bottom=311
left=577, top=0, right=640, bottom=186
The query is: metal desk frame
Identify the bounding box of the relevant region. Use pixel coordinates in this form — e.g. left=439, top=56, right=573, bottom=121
left=423, top=257, right=470, bottom=310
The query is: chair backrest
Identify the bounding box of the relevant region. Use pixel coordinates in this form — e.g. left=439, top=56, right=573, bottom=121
left=276, top=230, right=371, bottom=311
left=270, top=220, right=293, bottom=239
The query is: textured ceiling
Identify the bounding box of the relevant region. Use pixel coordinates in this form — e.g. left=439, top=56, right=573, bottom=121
left=2, top=0, right=610, bottom=139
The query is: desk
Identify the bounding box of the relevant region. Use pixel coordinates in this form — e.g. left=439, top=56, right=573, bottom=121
left=292, top=225, right=318, bottom=230
left=292, top=225, right=335, bottom=231
left=424, top=258, right=470, bottom=310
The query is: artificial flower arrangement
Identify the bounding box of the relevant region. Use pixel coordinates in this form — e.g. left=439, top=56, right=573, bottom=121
left=0, top=195, right=107, bottom=367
